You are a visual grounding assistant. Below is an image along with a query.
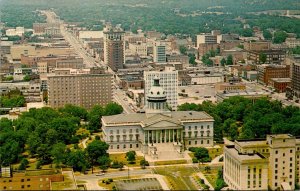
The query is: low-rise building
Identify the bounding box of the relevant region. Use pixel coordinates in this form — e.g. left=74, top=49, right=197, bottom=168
left=216, top=90, right=270, bottom=103
left=285, top=38, right=300, bottom=48
left=269, top=78, right=291, bottom=93
left=215, top=82, right=246, bottom=92
left=258, top=65, right=290, bottom=85
left=248, top=50, right=285, bottom=65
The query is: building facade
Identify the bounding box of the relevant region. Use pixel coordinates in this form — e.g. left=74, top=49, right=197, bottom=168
left=258, top=65, right=290, bottom=85
left=103, top=24, right=125, bottom=71
left=47, top=68, right=112, bottom=109
left=290, top=57, right=300, bottom=98
left=196, top=33, right=217, bottom=48
left=144, top=67, right=178, bottom=111
left=224, top=134, right=300, bottom=190
left=153, top=41, right=166, bottom=63
left=102, top=78, right=214, bottom=160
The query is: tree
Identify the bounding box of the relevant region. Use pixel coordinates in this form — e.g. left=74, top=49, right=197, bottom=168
left=67, top=150, right=89, bottom=172
left=119, top=162, right=124, bottom=171
left=126, top=151, right=136, bottom=164
left=104, top=102, right=123, bottom=116
left=51, top=143, right=67, bottom=168
left=179, top=45, right=187, bottom=55
left=188, top=53, right=197, bottom=66
left=23, top=75, right=31, bottom=82
left=292, top=46, right=300, bottom=55
left=204, top=166, right=211, bottom=173
left=87, top=105, right=104, bottom=131
left=18, top=158, right=29, bottom=170
left=140, top=159, right=149, bottom=169
left=242, top=28, right=253, bottom=37
left=259, top=53, right=267, bottom=64
left=86, top=140, right=109, bottom=173
left=220, top=58, right=226, bottom=66
left=59, top=104, right=88, bottom=120
left=226, top=55, right=233, bottom=65
left=263, top=30, right=272, bottom=40
left=36, top=144, right=52, bottom=164
left=194, top=148, right=210, bottom=162
left=0, top=140, right=22, bottom=166
left=273, top=31, right=288, bottom=44
left=98, top=156, right=111, bottom=172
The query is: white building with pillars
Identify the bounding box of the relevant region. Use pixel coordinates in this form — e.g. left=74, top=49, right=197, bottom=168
left=102, top=77, right=214, bottom=160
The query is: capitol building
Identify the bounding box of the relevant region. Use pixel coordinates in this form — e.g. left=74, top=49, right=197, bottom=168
left=102, top=77, right=214, bottom=160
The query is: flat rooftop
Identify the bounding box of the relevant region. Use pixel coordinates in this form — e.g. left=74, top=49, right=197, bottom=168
left=226, top=145, right=265, bottom=160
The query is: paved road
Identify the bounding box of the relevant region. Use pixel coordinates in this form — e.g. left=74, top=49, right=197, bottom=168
left=42, top=10, right=138, bottom=112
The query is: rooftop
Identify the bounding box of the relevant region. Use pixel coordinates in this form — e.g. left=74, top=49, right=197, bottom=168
left=225, top=145, right=266, bottom=161
left=102, top=111, right=214, bottom=125
left=270, top=78, right=291, bottom=83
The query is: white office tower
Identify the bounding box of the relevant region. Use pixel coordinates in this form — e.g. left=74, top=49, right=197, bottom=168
left=144, top=66, right=178, bottom=111
left=153, top=41, right=166, bottom=63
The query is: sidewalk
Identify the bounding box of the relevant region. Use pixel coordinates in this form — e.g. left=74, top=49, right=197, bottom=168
left=197, top=171, right=214, bottom=190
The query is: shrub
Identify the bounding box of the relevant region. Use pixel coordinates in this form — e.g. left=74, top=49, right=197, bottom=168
left=199, top=178, right=204, bottom=184
left=108, top=178, right=113, bottom=182
left=36, top=161, right=42, bottom=169
left=192, top=157, right=198, bottom=163
left=219, top=156, right=224, bottom=162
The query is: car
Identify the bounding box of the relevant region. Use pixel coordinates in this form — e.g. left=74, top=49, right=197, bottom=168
left=96, top=173, right=105, bottom=176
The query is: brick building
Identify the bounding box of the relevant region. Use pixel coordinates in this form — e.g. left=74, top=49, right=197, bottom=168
left=258, top=65, right=290, bottom=85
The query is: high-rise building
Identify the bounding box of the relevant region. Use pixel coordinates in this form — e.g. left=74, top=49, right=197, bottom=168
left=144, top=66, right=178, bottom=111
left=224, top=134, right=300, bottom=190
left=47, top=68, right=112, bottom=109
left=153, top=41, right=166, bottom=63
left=103, top=24, right=125, bottom=71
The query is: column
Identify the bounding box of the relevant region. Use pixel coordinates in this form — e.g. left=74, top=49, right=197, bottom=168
left=164, top=130, right=167, bottom=143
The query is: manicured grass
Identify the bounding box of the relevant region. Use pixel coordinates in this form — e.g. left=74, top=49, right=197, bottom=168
left=98, top=176, right=142, bottom=190
left=153, top=166, right=199, bottom=190
left=208, top=145, right=223, bottom=159
left=154, top=159, right=187, bottom=166
left=109, top=153, right=144, bottom=167
left=201, top=168, right=220, bottom=188
left=51, top=174, right=76, bottom=190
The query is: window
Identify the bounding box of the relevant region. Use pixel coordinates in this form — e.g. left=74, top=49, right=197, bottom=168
left=291, top=149, right=293, bottom=153
left=195, top=141, right=197, bottom=145
left=136, top=144, right=139, bottom=148
left=27, top=179, right=30, bottom=181
left=201, top=125, right=203, bottom=129
left=207, top=140, right=210, bottom=144
left=123, top=144, right=126, bottom=149
left=275, top=176, right=277, bottom=179
left=130, top=144, right=132, bottom=148
left=195, top=126, right=197, bottom=130
left=188, top=126, right=191, bottom=130
left=117, top=145, right=119, bottom=149
left=110, top=145, right=113, bottom=149
left=21, top=185, right=25, bottom=189
left=276, top=150, right=278, bottom=154
left=275, top=183, right=277, bottom=187
left=290, top=157, right=293, bottom=161
left=283, top=153, right=285, bottom=157
left=207, top=125, right=210, bottom=129
left=189, top=141, right=191, bottom=145
left=27, top=185, right=30, bottom=188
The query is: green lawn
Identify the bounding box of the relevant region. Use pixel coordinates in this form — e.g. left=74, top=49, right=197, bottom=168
left=201, top=168, right=221, bottom=188
left=109, top=153, right=144, bottom=167
left=51, top=174, right=76, bottom=190
left=153, top=166, right=199, bottom=190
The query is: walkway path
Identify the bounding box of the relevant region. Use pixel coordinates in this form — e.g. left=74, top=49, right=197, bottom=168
left=197, top=171, right=214, bottom=190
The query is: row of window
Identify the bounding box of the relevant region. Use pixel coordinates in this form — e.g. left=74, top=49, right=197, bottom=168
left=110, top=129, right=139, bottom=134
left=188, top=140, right=210, bottom=145
left=185, top=125, right=210, bottom=130
left=110, top=144, right=139, bottom=149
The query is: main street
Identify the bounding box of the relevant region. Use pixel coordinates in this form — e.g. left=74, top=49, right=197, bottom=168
left=42, top=10, right=134, bottom=113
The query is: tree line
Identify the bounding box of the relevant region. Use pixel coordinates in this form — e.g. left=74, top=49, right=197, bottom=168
left=0, top=103, right=123, bottom=170
left=178, top=97, right=300, bottom=141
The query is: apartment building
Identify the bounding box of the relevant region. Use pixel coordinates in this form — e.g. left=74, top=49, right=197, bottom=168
left=224, top=134, right=300, bottom=190
left=47, top=68, right=112, bottom=109
left=144, top=66, right=178, bottom=111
